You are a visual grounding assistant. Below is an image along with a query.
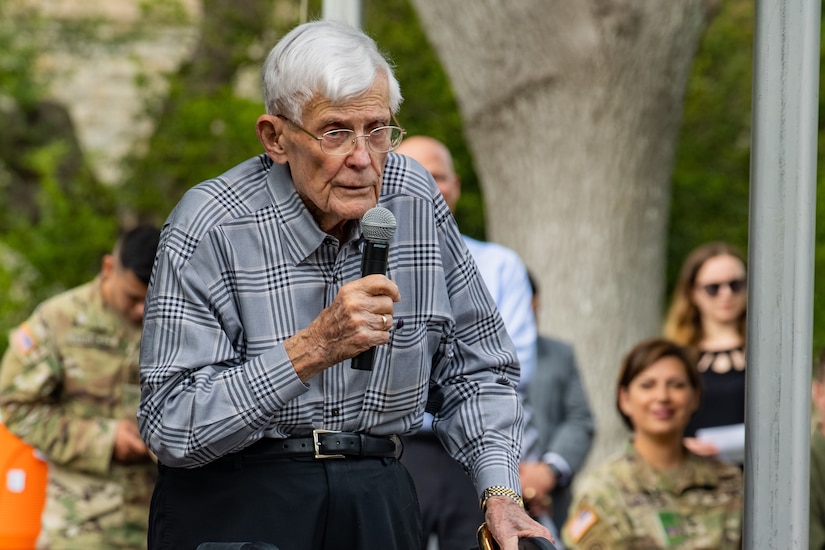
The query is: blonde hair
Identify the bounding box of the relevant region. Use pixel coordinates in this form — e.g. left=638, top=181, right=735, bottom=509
left=663, top=242, right=747, bottom=347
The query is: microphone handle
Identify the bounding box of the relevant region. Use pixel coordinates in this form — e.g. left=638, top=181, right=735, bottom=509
left=351, top=241, right=390, bottom=371
left=351, top=347, right=377, bottom=371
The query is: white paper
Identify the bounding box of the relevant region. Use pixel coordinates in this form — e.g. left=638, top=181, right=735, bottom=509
left=695, top=423, right=745, bottom=464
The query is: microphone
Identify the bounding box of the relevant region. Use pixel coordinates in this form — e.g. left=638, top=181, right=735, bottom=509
left=351, top=206, right=397, bottom=371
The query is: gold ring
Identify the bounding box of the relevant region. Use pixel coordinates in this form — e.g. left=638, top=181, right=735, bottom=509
left=381, top=314, right=388, bottom=330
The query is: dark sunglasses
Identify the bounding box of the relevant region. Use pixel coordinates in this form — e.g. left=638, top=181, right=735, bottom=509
left=698, top=278, right=747, bottom=297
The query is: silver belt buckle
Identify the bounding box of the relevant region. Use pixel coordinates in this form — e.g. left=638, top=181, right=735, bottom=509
left=313, top=429, right=345, bottom=459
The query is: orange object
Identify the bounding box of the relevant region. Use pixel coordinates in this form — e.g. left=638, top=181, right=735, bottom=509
left=0, top=422, right=47, bottom=550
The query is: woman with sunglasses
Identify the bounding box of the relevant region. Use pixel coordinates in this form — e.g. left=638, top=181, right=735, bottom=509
left=561, top=338, right=743, bottom=549
left=663, top=242, right=747, bottom=462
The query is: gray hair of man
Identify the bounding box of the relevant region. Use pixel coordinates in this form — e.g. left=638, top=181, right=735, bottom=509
left=261, top=20, right=403, bottom=122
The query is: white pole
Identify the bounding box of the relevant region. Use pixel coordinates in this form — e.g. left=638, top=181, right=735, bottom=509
left=322, top=0, right=363, bottom=29
left=745, top=0, right=820, bottom=547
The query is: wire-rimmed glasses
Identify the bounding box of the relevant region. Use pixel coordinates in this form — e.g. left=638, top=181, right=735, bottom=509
left=277, top=115, right=406, bottom=156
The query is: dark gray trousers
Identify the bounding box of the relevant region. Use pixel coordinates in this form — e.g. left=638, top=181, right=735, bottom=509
left=149, top=453, right=422, bottom=550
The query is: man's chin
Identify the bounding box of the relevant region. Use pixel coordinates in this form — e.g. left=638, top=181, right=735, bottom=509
left=342, top=196, right=380, bottom=218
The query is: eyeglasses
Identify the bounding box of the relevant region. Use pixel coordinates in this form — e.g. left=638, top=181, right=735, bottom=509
left=277, top=115, right=406, bottom=156
left=697, top=278, right=747, bottom=297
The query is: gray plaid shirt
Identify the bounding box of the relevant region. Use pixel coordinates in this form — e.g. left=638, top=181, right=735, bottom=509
left=138, top=152, right=523, bottom=494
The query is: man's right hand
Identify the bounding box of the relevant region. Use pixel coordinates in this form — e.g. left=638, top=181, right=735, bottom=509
left=285, top=274, right=400, bottom=381
left=113, top=420, right=150, bottom=462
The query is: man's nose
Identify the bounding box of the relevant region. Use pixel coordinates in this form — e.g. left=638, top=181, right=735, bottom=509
left=346, top=136, right=372, bottom=165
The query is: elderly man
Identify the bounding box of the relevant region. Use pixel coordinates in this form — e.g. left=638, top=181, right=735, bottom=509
left=137, top=19, right=551, bottom=550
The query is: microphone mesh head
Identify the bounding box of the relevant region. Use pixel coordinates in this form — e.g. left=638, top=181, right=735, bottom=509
left=361, top=207, right=397, bottom=243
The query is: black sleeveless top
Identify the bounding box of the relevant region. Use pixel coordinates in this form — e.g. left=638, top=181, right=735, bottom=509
left=685, top=347, right=746, bottom=438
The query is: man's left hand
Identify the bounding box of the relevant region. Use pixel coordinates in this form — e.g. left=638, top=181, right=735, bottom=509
left=484, top=497, right=554, bottom=550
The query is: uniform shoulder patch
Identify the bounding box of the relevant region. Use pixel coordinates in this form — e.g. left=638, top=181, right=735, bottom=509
left=567, top=504, right=599, bottom=542
left=11, top=323, right=37, bottom=355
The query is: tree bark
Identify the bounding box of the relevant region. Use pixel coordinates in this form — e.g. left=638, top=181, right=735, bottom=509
left=410, top=0, right=712, bottom=468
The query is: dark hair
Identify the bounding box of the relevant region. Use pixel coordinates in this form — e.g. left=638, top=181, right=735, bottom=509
left=615, top=337, right=701, bottom=430
left=116, top=224, right=160, bottom=285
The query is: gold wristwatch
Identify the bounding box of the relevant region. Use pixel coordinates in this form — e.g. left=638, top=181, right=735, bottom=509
left=479, top=486, right=524, bottom=512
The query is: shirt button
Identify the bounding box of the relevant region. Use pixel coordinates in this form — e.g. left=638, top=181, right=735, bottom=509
left=332, top=408, right=340, bottom=416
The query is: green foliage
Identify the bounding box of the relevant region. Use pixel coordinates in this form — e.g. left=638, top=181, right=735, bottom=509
left=123, top=1, right=298, bottom=221
left=0, top=2, right=46, bottom=106
left=5, top=143, right=119, bottom=292
left=814, top=15, right=825, bottom=359
left=123, top=87, right=264, bottom=217
left=669, top=1, right=753, bottom=291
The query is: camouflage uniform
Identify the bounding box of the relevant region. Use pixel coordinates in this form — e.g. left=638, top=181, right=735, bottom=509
left=0, top=277, right=155, bottom=549
left=562, top=442, right=742, bottom=549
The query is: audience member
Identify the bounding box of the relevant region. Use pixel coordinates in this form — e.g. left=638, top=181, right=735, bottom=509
left=520, top=271, right=594, bottom=545
left=395, top=135, right=537, bottom=384
left=395, top=135, right=537, bottom=550
left=663, top=242, right=747, bottom=463
left=810, top=347, right=825, bottom=549
left=562, top=338, right=743, bottom=549
left=0, top=224, right=160, bottom=549
left=137, top=21, right=550, bottom=550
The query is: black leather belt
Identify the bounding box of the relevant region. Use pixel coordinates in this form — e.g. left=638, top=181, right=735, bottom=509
left=240, top=430, right=399, bottom=461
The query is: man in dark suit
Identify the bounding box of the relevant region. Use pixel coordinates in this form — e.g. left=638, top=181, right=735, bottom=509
left=519, top=272, right=596, bottom=542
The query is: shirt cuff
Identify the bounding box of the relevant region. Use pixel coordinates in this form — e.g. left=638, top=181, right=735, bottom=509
left=541, top=452, right=572, bottom=487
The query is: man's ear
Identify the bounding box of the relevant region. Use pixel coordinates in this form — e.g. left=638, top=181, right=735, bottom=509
left=257, top=114, right=288, bottom=163
left=100, top=254, right=115, bottom=280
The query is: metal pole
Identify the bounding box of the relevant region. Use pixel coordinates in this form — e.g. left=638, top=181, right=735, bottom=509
left=746, top=0, right=820, bottom=548
left=322, top=0, right=363, bottom=29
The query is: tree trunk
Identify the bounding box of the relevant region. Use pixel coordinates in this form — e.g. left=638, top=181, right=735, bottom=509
left=410, top=0, right=712, bottom=468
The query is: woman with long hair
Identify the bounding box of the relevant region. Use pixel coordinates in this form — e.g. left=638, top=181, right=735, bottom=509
left=663, top=241, right=747, bottom=460
left=561, top=338, right=743, bottom=549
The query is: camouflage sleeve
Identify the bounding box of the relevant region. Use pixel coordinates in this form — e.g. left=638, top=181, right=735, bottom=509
left=720, top=463, right=744, bottom=548
left=0, top=311, right=117, bottom=476
left=562, top=477, right=627, bottom=549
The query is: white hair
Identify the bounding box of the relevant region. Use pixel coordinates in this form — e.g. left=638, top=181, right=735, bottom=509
left=261, top=20, right=403, bottom=121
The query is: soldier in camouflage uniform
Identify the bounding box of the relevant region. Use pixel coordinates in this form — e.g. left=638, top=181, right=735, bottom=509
left=0, top=225, right=160, bottom=549
left=562, top=338, right=743, bottom=549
